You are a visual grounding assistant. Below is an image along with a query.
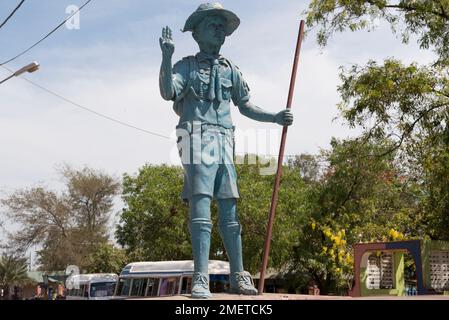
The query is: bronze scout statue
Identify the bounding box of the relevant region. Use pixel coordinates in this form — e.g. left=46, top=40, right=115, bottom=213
left=159, top=3, right=293, bottom=298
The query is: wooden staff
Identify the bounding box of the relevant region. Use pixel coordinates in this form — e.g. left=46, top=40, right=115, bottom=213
left=258, top=20, right=305, bottom=295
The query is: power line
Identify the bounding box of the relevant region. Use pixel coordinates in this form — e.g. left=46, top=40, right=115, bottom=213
left=0, top=64, right=172, bottom=140
left=0, top=0, right=26, bottom=30
left=0, top=64, right=310, bottom=156
left=0, top=0, right=94, bottom=66
left=0, top=65, right=308, bottom=148
left=0, top=65, right=309, bottom=152
left=1, top=65, right=308, bottom=160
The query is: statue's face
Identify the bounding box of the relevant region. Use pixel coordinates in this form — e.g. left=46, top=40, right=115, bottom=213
left=194, top=15, right=227, bottom=47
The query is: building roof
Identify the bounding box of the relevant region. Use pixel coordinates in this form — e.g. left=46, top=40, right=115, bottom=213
left=121, top=260, right=230, bottom=276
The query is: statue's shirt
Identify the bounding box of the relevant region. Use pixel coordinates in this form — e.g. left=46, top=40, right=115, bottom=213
left=171, top=52, right=251, bottom=128
left=171, top=52, right=247, bottom=200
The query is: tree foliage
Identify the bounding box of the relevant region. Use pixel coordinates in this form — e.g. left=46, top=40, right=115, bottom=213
left=297, top=0, right=449, bottom=293
left=116, top=164, right=192, bottom=262
left=116, top=159, right=308, bottom=274
left=0, top=253, right=32, bottom=299
left=288, top=138, right=421, bottom=293
left=306, top=0, right=449, bottom=64
left=235, top=156, right=310, bottom=273
left=85, top=243, right=129, bottom=274
left=1, top=166, right=120, bottom=271
left=305, top=0, right=448, bottom=238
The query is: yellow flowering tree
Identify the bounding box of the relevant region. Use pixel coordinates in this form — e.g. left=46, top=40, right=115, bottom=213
left=288, top=138, right=419, bottom=294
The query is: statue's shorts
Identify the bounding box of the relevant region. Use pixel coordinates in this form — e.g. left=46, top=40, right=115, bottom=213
left=176, top=122, right=240, bottom=201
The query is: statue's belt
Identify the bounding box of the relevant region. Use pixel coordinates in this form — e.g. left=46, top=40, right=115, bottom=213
left=176, top=121, right=235, bottom=135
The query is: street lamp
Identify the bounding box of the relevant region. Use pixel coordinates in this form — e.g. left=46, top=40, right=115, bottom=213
left=0, top=61, right=40, bottom=85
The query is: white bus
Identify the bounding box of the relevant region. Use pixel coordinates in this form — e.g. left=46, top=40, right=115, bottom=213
left=114, top=260, right=230, bottom=298
left=66, top=273, right=118, bottom=300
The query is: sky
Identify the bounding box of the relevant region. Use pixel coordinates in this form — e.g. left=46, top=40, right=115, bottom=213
left=0, top=0, right=437, bottom=260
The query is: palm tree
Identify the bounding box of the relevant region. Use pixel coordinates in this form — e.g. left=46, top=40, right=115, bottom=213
left=0, top=253, right=31, bottom=299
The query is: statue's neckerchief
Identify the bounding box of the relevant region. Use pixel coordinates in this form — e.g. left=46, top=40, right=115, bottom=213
left=196, top=52, right=227, bottom=102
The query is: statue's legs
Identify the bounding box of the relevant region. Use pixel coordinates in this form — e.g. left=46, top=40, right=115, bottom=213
left=189, top=194, right=212, bottom=299
left=217, top=198, right=258, bottom=295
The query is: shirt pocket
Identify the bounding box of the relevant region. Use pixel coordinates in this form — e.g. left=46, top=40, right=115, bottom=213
left=221, top=78, right=232, bottom=101
left=195, top=72, right=210, bottom=99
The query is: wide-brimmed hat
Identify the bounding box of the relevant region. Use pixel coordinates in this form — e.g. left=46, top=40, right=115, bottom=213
left=182, top=3, right=240, bottom=36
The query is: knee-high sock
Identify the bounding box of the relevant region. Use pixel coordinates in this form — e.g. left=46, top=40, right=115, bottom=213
left=218, top=198, right=244, bottom=275
left=218, top=221, right=244, bottom=275
left=189, top=218, right=212, bottom=274
left=189, top=195, right=212, bottom=275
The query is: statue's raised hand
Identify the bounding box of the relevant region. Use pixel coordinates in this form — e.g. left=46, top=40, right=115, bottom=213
left=160, top=26, right=174, bottom=58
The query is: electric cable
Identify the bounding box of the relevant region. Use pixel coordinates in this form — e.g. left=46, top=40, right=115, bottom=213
left=0, top=0, right=26, bottom=30
left=0, top=0, right=94, bottom=66
left=0, top=64, right=172, bottom=140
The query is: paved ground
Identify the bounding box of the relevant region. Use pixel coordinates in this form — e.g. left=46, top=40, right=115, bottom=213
left=134, top=293, right=449, bottom=300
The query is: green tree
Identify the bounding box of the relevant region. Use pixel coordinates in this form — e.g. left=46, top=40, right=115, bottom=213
left=283, top=1, right=449, bottom=293
left=0, top=254, right=32, bottom=299
left=63, top=165, right=120, bottom=245
left=85, top=243, right=129, bottom=274
left=116, top=159, right=308, bottom=274
left=1, top=166, right=120, bottom=271
left=235, top=156, right=309, bottom=273
left=306, top=0, right=449, bottom=65
left=289, top=138, right=421, bottom=294
left=305, top=0, right=449, bottom=239
left=116, top=165, right=192, bottom=262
